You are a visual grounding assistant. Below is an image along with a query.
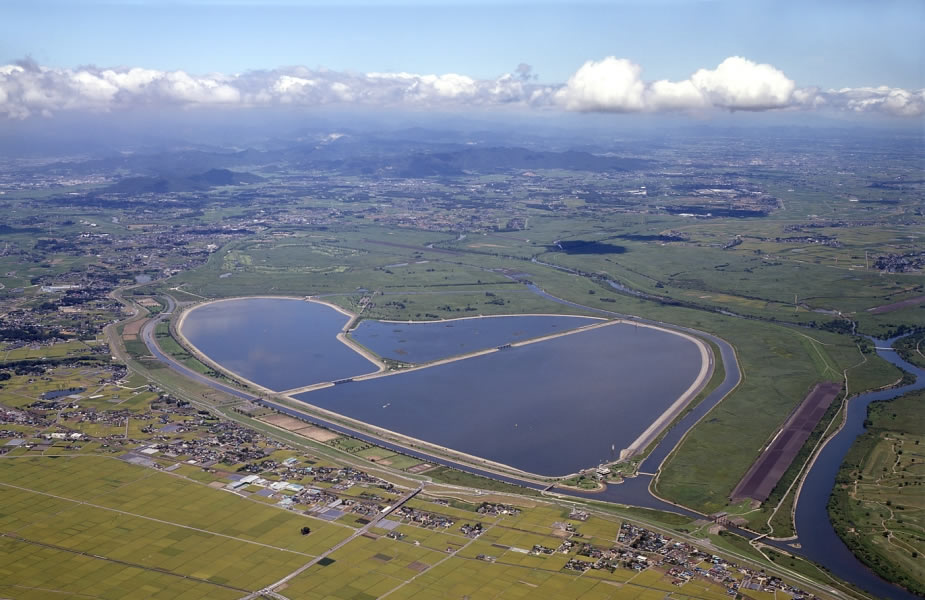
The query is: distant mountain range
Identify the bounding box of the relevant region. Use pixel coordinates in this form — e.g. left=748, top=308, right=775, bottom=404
left=42, top=137, right=655, bottom=189
left=319, top=146, right=652, bottom=177
left=105, top=169, right=264, bottom=194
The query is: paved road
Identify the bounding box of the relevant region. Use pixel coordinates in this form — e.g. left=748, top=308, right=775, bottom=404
left=140, top=295, right=258, bottom=403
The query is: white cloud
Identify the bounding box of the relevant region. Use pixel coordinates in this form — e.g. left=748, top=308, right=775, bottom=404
left=554, top=56, right=797, bottom=112
left=689, top=56, right=795, bottom=110
left=647, top=79, right=706, bottom=111
left=71, top=70, right=120, bottom=103
left=418, top=73, right=477, bottom=99
left=273, top=75, right=315, bottom=94
left=0, top=58, right=921, bottom=119
left=828, top=85, right=925, bottom=117
left=101, top=67, right=161, bottom=94
left=156, top=71, right=241, bottom=104
left=555, top=57, right=646, bottom=112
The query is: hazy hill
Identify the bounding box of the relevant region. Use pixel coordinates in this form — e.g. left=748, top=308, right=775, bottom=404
left=105, top=169, right=263, bottom=194
left=321, top=146, right=652, bottom=177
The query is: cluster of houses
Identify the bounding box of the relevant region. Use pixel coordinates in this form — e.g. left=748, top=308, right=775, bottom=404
left=459, top=522, right=485, bottom=538
left=874, top=251, right=925, bottom=273
left=558, top=522, right=821, bottom=599
left=771, top=234, right=841, bottom=247
left=475, top=502, right=521, bottom=517
left=393, top=505, right=455, bottom=529
left=0, top=406, right=48, bottom=428
left=216, top=455, right=401, bottom=519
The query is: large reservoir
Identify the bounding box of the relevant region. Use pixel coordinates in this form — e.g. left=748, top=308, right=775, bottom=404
left=180, top=297, right=706, bottom=476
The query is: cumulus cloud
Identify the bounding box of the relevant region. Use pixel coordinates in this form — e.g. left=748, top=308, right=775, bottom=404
left=555, top=57, right=646, bottom=112
left=826, top=85, right=925, bottom=117
left=557, top=56, right=797, bottom=112
left=552, top=56, right=923, bottom=118
left=0, top=57, right=921, bottom=119
left=689, top=56, right=795, bottom=110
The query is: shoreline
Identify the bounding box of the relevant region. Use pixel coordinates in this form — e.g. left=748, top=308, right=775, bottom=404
left=620, top=326, right=713, bottom=460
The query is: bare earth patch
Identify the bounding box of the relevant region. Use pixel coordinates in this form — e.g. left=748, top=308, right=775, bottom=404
left=122, top=318, right=147, bottom=339
left=867, top=295, right=925, bottom=314
left=136, top=297, right=162, bottom=308
left=731, top=381, right=842, bottom=503
left=258, top=414, right=342, bottom=442
left=406, top=463, right=436, bottom=474
left=296, top=426, right=340, bottom=442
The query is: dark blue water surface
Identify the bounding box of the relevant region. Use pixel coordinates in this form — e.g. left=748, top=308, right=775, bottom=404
left=350, top=314, right=602, bottom=363
left=296, top=322, right=702, bottom=476
left=179, top=298, right=379, bottom=392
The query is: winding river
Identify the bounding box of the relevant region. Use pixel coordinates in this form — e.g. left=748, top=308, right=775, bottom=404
left=789, top=339, right=924, bottom=600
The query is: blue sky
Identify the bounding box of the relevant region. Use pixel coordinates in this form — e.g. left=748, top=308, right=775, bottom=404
left=3, top=0, right=923, bottom=90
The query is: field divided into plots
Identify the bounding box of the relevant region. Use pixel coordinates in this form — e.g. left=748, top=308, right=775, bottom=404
left=0, top=456, right=351, bottom=599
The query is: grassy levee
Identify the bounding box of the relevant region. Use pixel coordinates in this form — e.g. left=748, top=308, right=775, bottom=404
left=758, top=340, right=902, bottom=536
left=427, top=466, right=543, bottom=497
left=653, top=325, right=899, bottom=514
left=121, top=335, right=153, bottom=360
left=154, top=320, right=217, bottom=376
left=828, top=390, right=925, bottom=596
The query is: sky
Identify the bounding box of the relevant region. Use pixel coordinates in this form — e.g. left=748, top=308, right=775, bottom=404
left=1, top=0, right=923, bottom=122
